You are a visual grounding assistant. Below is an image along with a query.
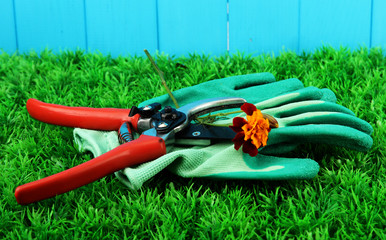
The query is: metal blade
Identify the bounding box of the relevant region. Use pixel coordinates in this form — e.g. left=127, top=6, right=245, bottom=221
left=178, top=97, right=246, bottom=121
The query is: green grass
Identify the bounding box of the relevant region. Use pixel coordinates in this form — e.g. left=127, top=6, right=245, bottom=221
left=0, top=47, right=385, bottom=239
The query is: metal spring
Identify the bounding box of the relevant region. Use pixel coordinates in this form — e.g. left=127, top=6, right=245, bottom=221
left=118, top=122, right=133, bottom=143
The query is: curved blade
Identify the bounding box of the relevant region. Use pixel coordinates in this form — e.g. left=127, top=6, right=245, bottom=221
left=142, top=97, right=246, bottom=148
left=178, top=97, right=246, bottom=121
left=174, top=97, right=246, bottom=135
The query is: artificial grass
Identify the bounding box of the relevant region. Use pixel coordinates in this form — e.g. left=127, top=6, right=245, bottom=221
left=0, top=47, right=385, bottom=239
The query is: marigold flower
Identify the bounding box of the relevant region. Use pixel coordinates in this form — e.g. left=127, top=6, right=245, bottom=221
left=229, top=103, right=273, bottom=157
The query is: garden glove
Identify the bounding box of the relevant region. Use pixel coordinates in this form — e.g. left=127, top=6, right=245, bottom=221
left=74, top=73, right=372, bottom=189
left=216, top=87, right=373, bottom=155
left=74, top=86, right=372, bottom=188
left=139, top=72, right=337, bottom=108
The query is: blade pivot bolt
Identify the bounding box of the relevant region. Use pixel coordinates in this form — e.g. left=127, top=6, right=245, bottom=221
left=192, top=131, right=201, bottom=137
left=158, top=122, right=169, bottom=128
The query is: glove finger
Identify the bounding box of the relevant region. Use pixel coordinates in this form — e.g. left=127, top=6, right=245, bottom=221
left=238, top=78, right=305, bottom=103
left=320, top=88, right=337, bottom=102
left=279, top=112, right=373, bottom=134
left=256, top=87, right=329, bottom=110
left=260, top=143, right=299, bottom=155
left=267, top=125, right=373, bottom=152
left=167, top=144, right=319, bottom=180
left=140, top=72, right=276, bottom=108
left=224, top=72, right=276, bottom=89
left=73, top=128, right=120, bottom=157
left=115, top=155, right=177, bottom=190
left=263, top=101, right=355, bottom=118
left=204, top=155, right=319, bottom=180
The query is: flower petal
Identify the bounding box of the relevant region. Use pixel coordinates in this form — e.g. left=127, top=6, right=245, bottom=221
left=240, top=103, right=257, bottom=116
left=230, top=117, right=247, bottom=132
left=229, top=102, right=273, bottom=157
left=242, top=140, right=258, bottom=157
left=232, top=132, right=245, bottom=150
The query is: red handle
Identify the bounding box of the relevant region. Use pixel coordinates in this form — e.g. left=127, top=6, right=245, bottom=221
left=27, top=98, right=139, bottom=131
left=15, top=135, right=166, bottom=205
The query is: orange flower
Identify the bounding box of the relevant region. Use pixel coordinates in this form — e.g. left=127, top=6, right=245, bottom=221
left=229, top=103, right=272, bottom=157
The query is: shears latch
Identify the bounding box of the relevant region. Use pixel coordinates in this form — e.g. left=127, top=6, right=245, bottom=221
left=129, top=102, right=162, bottom=118
left=152, top=106, right=187, bottom=134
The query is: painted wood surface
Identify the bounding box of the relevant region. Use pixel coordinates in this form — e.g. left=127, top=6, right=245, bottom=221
left=85, top=0, right=158, bottom=56
left=13, top=0, right=87, bottom=53
left=0, top=0, right=17, bottom=53
left=158, top=0, right=227, bottom=56
left=299, top=0, right=372, bottom=51
left=229, top=0, right=299, bottom=55
left=0, top=0, right=384, bottom=56
left=372, top=0, right=386, bottom=50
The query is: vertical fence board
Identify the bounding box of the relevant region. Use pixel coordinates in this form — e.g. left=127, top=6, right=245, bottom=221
left=299, top=0, right=372, bottom=52
left=2, top=1, right=384, bottom=56
left=371, top=0, right=386, bottom=49
left=14, top=0, right=86, bottom=53
left=85, top=0, right=158, bottom=57
left=0, top=0, right=17, bottom=53
left=229, top=0, right=299, bottom=56
left=157, top=0, right=227, bottom=56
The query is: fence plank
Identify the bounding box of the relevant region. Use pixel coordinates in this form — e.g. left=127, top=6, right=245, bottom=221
left=2, top=1, right=384, bottom=56
left=229, top=0, right=299, bottom=56
left=157, top=0, right=227, bottom=56
left=0, top=0, right=17, bottom=53
left=299, top=0, right=372, bottom=52
left=14, top=0, right=86, bottom=53
left=371, top=0, right=386, bottom=49
left=85, top=0, right=158, bottom=57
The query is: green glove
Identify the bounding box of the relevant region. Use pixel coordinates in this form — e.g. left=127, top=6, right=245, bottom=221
left=213, top=87, right=373, bottom=155
left=74, top=73, right=372, bottom=189
left=142, top=72, right=372, bottom=153
left=74, top=129, right=319, bottom=188
left=75, top=86, right=371, bottom=187
left=140, top=72, right=337, bottom=108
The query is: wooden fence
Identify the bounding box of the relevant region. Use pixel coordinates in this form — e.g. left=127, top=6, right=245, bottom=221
left=1, top=0, right=385, bottom=57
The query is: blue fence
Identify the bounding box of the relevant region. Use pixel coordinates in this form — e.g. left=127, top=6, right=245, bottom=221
left=1, top=0, right=385, bottom=57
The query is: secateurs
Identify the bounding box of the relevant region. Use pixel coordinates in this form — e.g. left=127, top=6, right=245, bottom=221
left=15, top=97, right=246, bottom=205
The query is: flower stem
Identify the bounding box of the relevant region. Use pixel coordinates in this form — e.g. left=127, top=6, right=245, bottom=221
left=196, top=110, right=243, bottom=121
left=197, top=110, right=279, bottom=128
left=144, top=49, right=180, bottom=109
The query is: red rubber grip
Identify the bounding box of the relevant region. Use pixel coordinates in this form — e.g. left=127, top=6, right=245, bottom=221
left=15, top=135, right=166, bottom=205
left=27, top=98, right=139, bottom=131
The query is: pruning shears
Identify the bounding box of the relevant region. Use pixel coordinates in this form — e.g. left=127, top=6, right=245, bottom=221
left=15, top=97, right=245, bottom=205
